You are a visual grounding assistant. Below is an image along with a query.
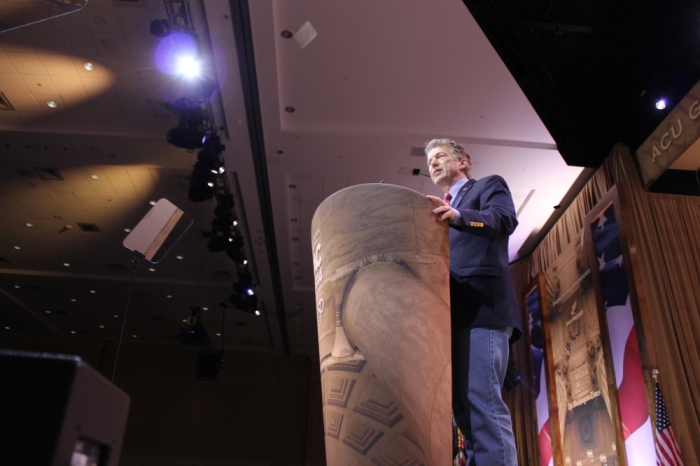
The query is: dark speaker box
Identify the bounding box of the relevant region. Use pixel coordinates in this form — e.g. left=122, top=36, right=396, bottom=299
left=0, top=350, right=130, bottom=466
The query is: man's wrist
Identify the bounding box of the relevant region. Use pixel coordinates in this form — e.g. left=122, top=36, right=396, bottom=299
left=451, top=208, right=464, bottom=226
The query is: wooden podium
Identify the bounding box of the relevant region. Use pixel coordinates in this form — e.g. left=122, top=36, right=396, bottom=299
left=311, top=184, right=452, bottom=465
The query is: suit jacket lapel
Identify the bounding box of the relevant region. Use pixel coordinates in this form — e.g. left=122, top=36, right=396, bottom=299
left=453, top=179, right=476, bottom=207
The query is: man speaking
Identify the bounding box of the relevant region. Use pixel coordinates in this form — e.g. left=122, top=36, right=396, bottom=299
left=426, top=138, right=521, bottom=466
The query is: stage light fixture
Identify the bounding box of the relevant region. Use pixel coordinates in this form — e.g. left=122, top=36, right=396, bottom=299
left=150, top=19, right=171, bottom=38
left=167, top=106, right=208, bottom=150
left=154, top=31, right=198, bottom=76
left=229, top=272, right=257, bottom=313
left=177, top=306, right=211, bottom=347
left=197, top=148, right=224, bottom=175
left=203, top=135, right=224, bottom=153
left=207, top=220, right=234, bottom=252
left=656, top=99, right=667, bottom=110
left=188, top=161, right=216, bottom=202
left=207, top=233, right=231, bottom=252
left=177, top=55, right=200, bottom=78
left=228, top=291, right=257, bottom=314
left=225, top=247, right=245, bottom=264
left=213, top=205, right=230, bottom=221
left=225, top=234, right=245, bottom=264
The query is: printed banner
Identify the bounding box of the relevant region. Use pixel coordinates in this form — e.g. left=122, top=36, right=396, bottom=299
left=544, top=230, right=619, bottom=466
left=526, top=286, right=553, bottom=466
left=591, top=204, right=656, bottom=465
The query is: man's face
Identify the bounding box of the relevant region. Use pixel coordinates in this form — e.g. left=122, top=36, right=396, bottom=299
left=427, top=146, right=468, bottom=188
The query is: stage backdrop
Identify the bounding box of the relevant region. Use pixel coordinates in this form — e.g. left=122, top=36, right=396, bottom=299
left=509, top=144, right=699, bottom=465
left=584, top=188, right=657, bottom=465
left=522, top=275, right=558, bottom=466
left=543, top=228, right=625, bottom=466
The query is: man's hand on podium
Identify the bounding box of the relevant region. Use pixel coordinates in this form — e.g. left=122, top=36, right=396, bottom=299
left=427, top=195, right=457, bottom=223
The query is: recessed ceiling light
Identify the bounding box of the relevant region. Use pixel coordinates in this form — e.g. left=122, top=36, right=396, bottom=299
left=89, top=290, right=96, bottom=294
left=13, top=246, right=20, bottom=250
left=45, top=310, right=51, bottom=313
left=149, top=200, right=156, bottom=206
left=63, top=263, right=70, bottom=267
left=90, top=174, right=99, bottom=179
left=114, top=314, right=119, bottom=318
left=132, top=334, right=137, bottom=338
left=46, top=100, right=57, bottom=108
left=124, top=228, right=132, bottom=233
left=71, top=298, right=76, bottom=302
left=25, top=222, right=33, bottom=227
left=176, top=255, right=183, bottom=260
left=216, top=333, right=221, bottom=336
left=84, top=62, right=95, bottom=71
left=166, top=294, right=172, bottom=298
left=182, top=319, right=187, bottom=322
left=70, top=330, right=76, bottom=334
left=4, top=326, right=9, bottom=330
left=14, top=285, right=19, bottom=289
left=202, top=307, right=208, bottom=311
left=99, top=325, right=104, bottom=329
left=148, top=268, right=155, bottom=272
left=54, top=215, right=63, bottom=220
left=27, top=182, right=37, bottom=187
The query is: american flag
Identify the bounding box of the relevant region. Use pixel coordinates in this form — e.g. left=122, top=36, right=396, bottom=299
left=655, top=382, right=684, bottom=466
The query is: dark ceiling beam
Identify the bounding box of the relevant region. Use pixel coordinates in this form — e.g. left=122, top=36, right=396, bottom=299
left=229, top=0, right=290, bottom=356
left=463, top=0, right=700, bottom=168
left=525, top=22, right=594, bottom=34
left=463, top=0, right=570, bottom=157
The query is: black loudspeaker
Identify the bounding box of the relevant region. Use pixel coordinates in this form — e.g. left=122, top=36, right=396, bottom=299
left=0, top=350, right=130, bottom=466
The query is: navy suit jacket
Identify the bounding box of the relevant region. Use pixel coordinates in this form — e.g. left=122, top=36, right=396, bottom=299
left=448, top=175, right=522, bottom=343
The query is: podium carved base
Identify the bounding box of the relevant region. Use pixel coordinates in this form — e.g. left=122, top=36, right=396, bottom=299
left=312, top=184, right=452, bottom=466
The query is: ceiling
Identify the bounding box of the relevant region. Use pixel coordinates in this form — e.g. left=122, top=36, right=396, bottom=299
left=1, top=0, right=696, bottom=359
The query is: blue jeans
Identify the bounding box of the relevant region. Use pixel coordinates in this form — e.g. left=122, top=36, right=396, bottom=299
left=453, top=326, right=517, bottom=466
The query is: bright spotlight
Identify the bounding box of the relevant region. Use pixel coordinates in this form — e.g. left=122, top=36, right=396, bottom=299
left=177, top=56, right=200, bottom=78
left=247, top=289, right=254, bottom=296
left=656, top=99, right=666, bottom=110
left=254, top=310, right=261, bottom=316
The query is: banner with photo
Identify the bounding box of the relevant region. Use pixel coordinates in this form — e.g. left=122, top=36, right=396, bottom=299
left=589, top=200, right=656, bottom=465
left=544, top=229, right=621, bottom=466
left=525, top=282, right=553, bottom=466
